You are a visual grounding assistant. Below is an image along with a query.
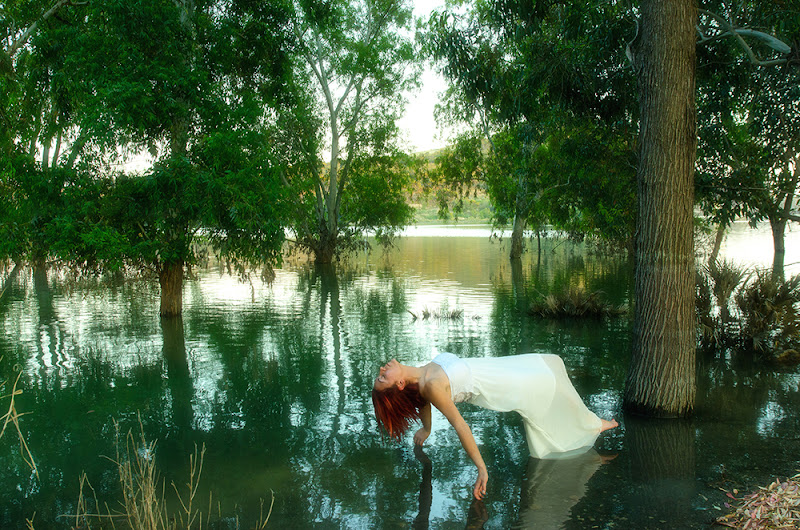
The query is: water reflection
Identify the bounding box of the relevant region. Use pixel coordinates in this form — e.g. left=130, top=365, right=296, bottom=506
left=514, top=450, right=607, bottom=529
left=413, top=445, right=433, bottom=529
left=412, top=444, right=490, bottom=530
left=2, top=230, right=800, bottom=527
left=161, top=317, right=193, bottom=442
left=623, top=415, right=695, bottom=528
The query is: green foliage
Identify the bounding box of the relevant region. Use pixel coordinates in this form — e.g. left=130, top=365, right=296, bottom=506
left=536, top=123, right=636, bottom=242
left=282, top=0, right=420, bottom=261
left=0, top=154, right=108, bottom=264
left=0, top=155, right=27, bottom=260
left=422, top=0, right=638, bottom=247
left=0, top=0, right=297, bottom=308
left=697, top=261, right=800, bottom=365
left=430, top=132, right=485, bottom=221
left=341, top=152, right=416, bottom=244
left=696, top=2, right=800, bottom=231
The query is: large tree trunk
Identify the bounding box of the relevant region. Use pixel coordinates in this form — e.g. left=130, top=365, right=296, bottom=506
left=313, top=227, right=337, bottom=264
left=624, top=0, right=697, bottom=418
left=159, top=260, right=184, bottom=317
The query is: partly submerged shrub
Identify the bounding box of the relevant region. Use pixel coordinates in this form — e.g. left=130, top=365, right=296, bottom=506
left=696, top=262, right=800, bottom=365
left=708, top=259, right=752, bottom=322
left=734, top=271, right=800, bottom=363
left=528, top=286, right=626, bottom=319
left=697, top=260, right=751, bottom=350
left=408, top=306, right=465, bottom=321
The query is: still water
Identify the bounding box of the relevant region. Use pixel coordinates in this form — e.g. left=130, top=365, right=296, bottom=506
left=1, top=224, right=799, bottom=528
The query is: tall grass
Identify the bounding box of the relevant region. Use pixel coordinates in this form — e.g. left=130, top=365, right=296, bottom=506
left=64, top=417, right=274, bottom=529
left=0, top=358, right=38, bottom=479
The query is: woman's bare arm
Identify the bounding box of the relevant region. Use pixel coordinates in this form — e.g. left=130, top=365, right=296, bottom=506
left=426, top=385, right=488, bottom=500
left=414, top=402, right=432, bottom=445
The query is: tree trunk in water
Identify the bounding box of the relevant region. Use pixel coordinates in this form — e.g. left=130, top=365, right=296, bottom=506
left=313, top=227, right=337, bottom=264
left=510, top=213, right=526, bottom=260
left=708, top=223, right=725, bottom=267
left=159, top=260, right=184, bottom=317
left=624, top=0, right=697, bottom=418
left=770, top=216, right=786, bottom=279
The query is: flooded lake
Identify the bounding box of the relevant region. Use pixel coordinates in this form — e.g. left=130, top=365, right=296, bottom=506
left=1, top=223, right=799, bottom=528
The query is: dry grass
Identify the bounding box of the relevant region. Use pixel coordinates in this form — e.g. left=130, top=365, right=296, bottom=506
left=62, top=416, right=274, bottom=529
left=408, top=306, right=465, bottom=321
left=717, top=473, right=800, bottom=529
left=528, top=286, right=626, bottom=319
left=1, top=358, right=38, bottom=479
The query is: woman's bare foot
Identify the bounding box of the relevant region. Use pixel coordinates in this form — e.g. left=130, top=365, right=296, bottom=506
left=599, top=453, right=618, bottom=464
left=600, top=418, right=619, bottom=433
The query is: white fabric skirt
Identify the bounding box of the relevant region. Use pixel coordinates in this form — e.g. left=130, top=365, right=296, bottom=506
left=463, top=354, right=602, bottom=459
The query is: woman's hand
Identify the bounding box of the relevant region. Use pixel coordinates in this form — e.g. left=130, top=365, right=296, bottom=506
left=472, top=467, right=488, bottom=500
left=413, top=427, right=430, bottom=446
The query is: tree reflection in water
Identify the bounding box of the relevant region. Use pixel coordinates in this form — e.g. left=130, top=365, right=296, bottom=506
left=624, top=414, right=695, bottom=528
left=3, top=231, right=800, bottom=527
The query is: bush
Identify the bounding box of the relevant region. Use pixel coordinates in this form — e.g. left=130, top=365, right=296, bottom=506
left=528, top=286, right=626, bottom=319
left=696, top=260, right=800, bottom=365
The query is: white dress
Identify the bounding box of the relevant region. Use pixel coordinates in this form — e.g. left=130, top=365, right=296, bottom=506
left=431, top=352, right=602, bottom=459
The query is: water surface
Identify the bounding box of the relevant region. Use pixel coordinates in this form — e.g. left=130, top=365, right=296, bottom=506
left=1, top=226, right=799, bottom=528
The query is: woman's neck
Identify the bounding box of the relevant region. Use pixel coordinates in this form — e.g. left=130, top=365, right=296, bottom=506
left=400, top=364, right=424, bottom=385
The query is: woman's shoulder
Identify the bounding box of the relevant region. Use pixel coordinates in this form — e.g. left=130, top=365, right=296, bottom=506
left=419, top=362, right=450, bottom=400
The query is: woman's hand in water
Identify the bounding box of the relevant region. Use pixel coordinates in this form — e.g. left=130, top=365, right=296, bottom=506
left=413, top=427, right=430, bottom=446
left=473, top=467, right=488, bottom=500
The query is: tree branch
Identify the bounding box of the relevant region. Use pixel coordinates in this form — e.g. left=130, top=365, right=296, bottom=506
left=697, top=10, right=792, bottom=67
left=7, top=0, right=77, bottom=58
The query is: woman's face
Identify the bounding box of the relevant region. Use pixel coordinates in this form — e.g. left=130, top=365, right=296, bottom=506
left=374, top=359, right=402, bottom=391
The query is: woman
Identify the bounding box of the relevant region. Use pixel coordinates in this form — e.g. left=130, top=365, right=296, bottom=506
left=372, top=352, right=618, bottom=500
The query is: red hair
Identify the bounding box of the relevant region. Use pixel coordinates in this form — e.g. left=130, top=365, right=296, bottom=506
left=372, top=383, right=428, bottom=441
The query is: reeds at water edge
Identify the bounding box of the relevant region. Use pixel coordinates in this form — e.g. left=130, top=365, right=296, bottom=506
left=62, top=416, right=274, bottom=529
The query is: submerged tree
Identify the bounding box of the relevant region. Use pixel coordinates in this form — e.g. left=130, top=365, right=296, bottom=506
left=625, top=1, right=797, bottom=416
left=696, top=3, right=800, bottom=277
left=423, top=0, right=637, bottom=258
left=283, top=0, right=419, bottom=263
left=623, top=0, right=698, bottom=417
left=1, top=0, right=297, bottom=316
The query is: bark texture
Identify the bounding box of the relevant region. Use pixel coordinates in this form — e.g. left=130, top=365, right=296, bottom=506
left=159, top=260, right=184, bottom=317
left=770, top=215, right=786, bottom=278
left=510, top=213, right=526, bottom=260
left=624, top=0, right=697, bottom=417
